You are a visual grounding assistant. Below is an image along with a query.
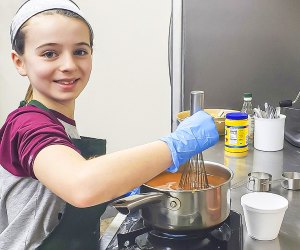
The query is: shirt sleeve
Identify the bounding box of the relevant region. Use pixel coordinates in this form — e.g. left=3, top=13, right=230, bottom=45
left=0, top=108, right=80, bottom=178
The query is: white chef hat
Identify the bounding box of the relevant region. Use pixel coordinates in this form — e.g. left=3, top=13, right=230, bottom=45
left=10, top=0, right=93, bottom=46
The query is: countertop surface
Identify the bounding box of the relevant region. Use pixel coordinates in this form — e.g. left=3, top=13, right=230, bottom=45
left=100, top=138, right=300, bottom=250
left=203, top=137, right=300, bottom=250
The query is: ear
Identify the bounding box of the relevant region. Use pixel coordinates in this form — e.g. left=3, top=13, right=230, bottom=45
left=11, top=50, right=27, bottom=76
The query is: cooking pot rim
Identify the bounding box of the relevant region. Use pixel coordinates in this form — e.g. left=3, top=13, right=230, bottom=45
left=143, top=161, right=234, bottom=193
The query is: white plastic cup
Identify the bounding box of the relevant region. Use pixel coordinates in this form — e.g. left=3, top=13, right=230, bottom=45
left=254, top=115, right=286, bottom=151
left=241, top=192, right=288, bottom=240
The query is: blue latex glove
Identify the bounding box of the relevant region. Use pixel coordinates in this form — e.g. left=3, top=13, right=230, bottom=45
left=160, top=110, right=219, bottom=173
left=124, top=187, right=140, bottom=197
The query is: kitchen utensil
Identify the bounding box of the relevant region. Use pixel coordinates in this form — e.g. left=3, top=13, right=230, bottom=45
left=241, top=192, right=288, bottom=240
left=177, top=109, right=238, bottom=135
left=178, top=91, right=209, bottom=190
left=112, top=161, right=233, bottom=233
left=247, top=172, right=272, bottom=192
left=233, top=170, right=298, bottom=192
left=254, top=115, right=286, bottom=151
left=179, top=153, right=209, bottom=189
left=253, top=107, right=263, bottom=118
left=254, top=103, right=280, bottom=119
left=281, top=172, right=300, bottom=190
left=230, top=171, right=271, bottom=191
left=279, top=91, right=300, bottom=108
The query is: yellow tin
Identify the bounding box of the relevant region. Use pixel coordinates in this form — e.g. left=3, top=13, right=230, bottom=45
left=225, top=112, right=248, bottom=153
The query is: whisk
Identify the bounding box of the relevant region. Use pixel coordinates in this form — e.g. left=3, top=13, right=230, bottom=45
left=178, top=91, right=210, bottom=190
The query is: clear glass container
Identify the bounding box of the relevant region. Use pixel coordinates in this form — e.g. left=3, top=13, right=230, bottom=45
left=241, top=93, right=254, bottom=144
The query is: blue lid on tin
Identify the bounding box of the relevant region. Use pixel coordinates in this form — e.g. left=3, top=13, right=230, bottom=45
left=226, top=112, right=248, bottom=120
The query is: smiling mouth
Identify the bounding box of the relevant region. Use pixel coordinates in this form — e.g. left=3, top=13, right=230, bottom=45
left=55, top=79, right=79, bottom=85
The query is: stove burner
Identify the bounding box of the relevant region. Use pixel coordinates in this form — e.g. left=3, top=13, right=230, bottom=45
left=147, top=230, right=212, bottom=250
left=105, top=210, right=243, bottom=250
left=146, top=223, right=233, bottom=250
left=149, top=230, right=209, bottom=241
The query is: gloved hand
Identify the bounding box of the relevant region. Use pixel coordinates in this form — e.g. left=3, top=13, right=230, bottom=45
left=160, top=111, right=219, bottom=172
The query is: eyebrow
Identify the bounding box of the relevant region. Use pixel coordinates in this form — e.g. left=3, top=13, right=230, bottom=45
left=36, top=42, right=91, bottom=50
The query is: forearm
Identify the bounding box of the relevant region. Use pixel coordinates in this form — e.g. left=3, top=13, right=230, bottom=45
left=34, top=141, right=172, bottom=207
left=80, top=140, right=172, bottom=205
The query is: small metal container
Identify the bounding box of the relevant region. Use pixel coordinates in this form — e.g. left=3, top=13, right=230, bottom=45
left=247, top=172, right=272, bottom=192
left=281, top=172, right=300, bottom=190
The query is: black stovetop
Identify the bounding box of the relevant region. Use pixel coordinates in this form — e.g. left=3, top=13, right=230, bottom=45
left=104, top=210, right=243, bottom=250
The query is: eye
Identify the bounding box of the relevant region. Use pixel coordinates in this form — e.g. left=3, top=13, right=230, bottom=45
left=42, top=51, right=57, bottom=59
left=74, top=49, right=88, bottom=56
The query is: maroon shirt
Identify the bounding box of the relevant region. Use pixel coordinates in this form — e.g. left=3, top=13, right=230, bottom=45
left=0, top=105, right=79, bottom=178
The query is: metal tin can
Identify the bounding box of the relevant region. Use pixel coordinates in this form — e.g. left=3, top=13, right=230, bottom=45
left=225, top=112, right=248, bottom=153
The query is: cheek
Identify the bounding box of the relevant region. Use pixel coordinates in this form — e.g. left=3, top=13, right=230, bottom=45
left=35, top=67, right=53, bottom=80
left=83, top=61, right=92, bottom=78
left=26, top=61, right=54, bottom=81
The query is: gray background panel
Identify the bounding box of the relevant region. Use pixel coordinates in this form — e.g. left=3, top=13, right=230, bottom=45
left=183, top=0, right=300, bottom=110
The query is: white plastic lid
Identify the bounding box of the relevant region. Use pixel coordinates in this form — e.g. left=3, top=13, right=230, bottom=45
left=241, top=192, right=288, bottom=214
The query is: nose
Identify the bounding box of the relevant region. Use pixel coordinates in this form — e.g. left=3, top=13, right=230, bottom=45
left=59, top=52, right=77, bottom=72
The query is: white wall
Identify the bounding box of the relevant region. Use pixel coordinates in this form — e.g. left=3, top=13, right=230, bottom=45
left=0, top=0, right=171, bottom=153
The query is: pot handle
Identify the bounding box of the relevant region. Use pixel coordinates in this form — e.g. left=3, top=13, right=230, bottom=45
left=112, top=192, right=165, bottom=215
left=248, top=176, right=256, bottom=184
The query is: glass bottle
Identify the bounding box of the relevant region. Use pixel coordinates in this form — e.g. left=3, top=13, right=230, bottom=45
left=241, top=93, right=254, bottom=144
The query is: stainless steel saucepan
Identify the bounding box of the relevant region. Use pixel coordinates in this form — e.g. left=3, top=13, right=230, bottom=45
left=112, top=161, right=233, bottom=233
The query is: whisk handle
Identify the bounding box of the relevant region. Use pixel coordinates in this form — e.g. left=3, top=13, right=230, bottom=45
left=190, top=91, right=204, bottom=115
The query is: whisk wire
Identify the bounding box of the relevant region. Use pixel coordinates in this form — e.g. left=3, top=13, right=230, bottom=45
left=178, top=152, right=209, bottom=190
left=199, top=153, right=209, bottom=189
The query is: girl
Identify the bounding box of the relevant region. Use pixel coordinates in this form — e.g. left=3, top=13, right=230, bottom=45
left=0, top=0, right=219, bottom=249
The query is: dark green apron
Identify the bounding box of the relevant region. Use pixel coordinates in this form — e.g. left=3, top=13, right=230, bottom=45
left=20, top=101, right=108, bottom=250
left=37, top=137, right=107, bottom=250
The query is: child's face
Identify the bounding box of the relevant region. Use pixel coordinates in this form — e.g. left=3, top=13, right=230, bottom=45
left=16, top=13, right=92, bottom=106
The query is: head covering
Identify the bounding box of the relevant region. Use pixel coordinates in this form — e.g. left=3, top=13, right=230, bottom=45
left=10, top=0, right=93, bottom=45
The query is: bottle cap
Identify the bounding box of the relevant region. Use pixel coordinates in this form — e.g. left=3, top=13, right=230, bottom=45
left=226, top=112, right=248, bottom=120
left=243, top=93, right=252, bottom=100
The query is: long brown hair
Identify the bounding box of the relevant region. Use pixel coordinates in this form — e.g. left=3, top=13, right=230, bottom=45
left=24, top=85, right=33, bottom=103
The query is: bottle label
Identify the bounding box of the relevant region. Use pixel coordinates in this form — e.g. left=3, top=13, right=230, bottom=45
left=225, top=124, right=248, bottom=152
left=229, top=127, right=238, bottom=144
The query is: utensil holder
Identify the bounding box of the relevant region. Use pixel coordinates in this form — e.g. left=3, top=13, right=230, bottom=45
left=254, top=115, right=286, bottom=151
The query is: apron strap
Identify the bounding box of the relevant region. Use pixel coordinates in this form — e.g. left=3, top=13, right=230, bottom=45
left=19, top=99, right=48, bottom=110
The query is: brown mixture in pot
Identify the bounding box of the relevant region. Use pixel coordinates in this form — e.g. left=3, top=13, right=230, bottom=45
left=146, top=172, right=226, bottom=190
